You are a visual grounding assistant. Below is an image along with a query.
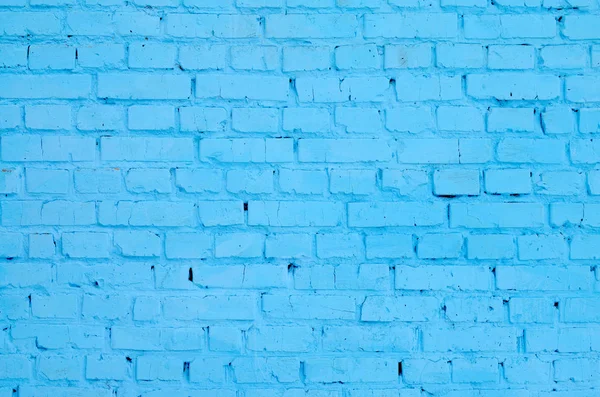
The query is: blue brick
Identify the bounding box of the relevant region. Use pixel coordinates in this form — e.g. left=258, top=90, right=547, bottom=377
left=62, top=232, right=110, bottom=258
left=2, top=0, right=600, bottom=393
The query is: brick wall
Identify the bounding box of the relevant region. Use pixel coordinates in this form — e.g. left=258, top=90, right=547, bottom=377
left=0, top=0, right=599, bottom=396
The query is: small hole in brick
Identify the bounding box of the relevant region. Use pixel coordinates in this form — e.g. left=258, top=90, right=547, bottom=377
left=554, top=301, right=559, bottom=308
left=397, top=362, right=403, bottom=376
left=126, top=357, right=132, bottom=362
left=244, top=202, right=248, bottom=211
left=188, top=268, right=193, bottom=282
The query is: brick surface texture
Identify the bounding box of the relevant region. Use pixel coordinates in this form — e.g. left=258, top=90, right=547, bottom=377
left=0, top=0, right=599, bottom=395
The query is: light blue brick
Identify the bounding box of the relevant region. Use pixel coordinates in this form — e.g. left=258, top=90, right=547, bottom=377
left=266, top=233, right=313, bottom=258
left=384, top=44, right=431, bottom=69
left=488, top=108, right=536, bottom=133
left=215, top=232, right=264, bottom=257
left=279, top=169, right=328, bottom=194
left=77, top=105, right=124, bottom=131
left=0, top=168, right=21, bottom=194
left=316, top=233, right=363, bottom=258
left=387, top=106, right=433, bottom=132
left=335, top=44, right=379, bottom=70
left=26, top=168, right=69, bottom=194
left=63, top=232, right=110, bottom=258
left=437, top=106, right=484, bottom=132
left=488, top=45, right=535, bottom=70
left=418, top=233, right=463, bottom=259
left=283, top=108, right=330, bottom=132
left=0, top=45, right=27, bottom=68
left=436, top=43, right=485, bottom=69
left=128, top=105, right=175, bottom=131
left=433, top=169, right=480, bottom=196
left=25, top=105, right=71, bottom=130
left=0, top=232, right=23, bottom=258
left=232, top=108, right=279, bottom=133
left=29, top=45, right=75, bottom=70
left=125, top=168, right=171, bottom=193
left=283, top=46, right=331, bottom=71
left=128, top=43, right=176, bottom=69
left=165, top=232, right=212, bottom=259
left=227, top=169, right=274, bottom=193
left=231, top=45, right=279, bottom=70
left=29, top=233, right=55, bottom=258
left=114, top=230, right=161, bottom=257
left=541, top=107, right=576, bottom=134
left=329, top=169, right=376, bottom=194
left=77, top=44, right=125, bottom=68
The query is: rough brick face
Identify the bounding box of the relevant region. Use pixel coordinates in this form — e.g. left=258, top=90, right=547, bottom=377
left=0, top=0, right=598, bottom=395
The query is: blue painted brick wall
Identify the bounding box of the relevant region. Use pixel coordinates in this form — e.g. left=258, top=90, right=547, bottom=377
left=0, top=0, right=599, bottom=395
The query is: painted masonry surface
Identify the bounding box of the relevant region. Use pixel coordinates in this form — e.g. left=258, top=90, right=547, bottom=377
left=0, top=0, right=600, bottom=395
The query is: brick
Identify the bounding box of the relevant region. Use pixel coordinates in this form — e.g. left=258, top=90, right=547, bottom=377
left=63, top=232, right=110, bottom=258
left=128, top=105, right=175, bottom=131
left=0, top=75, right=91, bottom=99
left=179, top=45, right=227, bottom=70
left=227, top=170, right=274, bottom=193
left=387, top=106, right=433, bottom=132
left=329, top=169, right=376, bottom=194
left=98, top=74, right=191, bottom=99
left=0, top=45, right=27, bottom=68
left=263, top=294, right=355, bottom=320
left=337, top=107, right=382, bottom=132
left=316, top=233, right=363, bottom=258
left=299, top=139, right=393, bottom=162
left=437, top=106, right=484, bottom=132
left=384, top=44, right=431, bottom=69
left=32, top=293, right=78, bottom=319
left=396, top=74, right=461, bottom=101
left=541, top=45, right=588, bottom=69
left=381, top=169, right=429, bottom=195
left=304, top=358, right=396, bottom=383
left=566, top=76, right=600, bottom=102
left=233, top=108, right=279, bottom=133
left=74, top=168, right=121, bottom=193
left=534, top=171, right=585, bottom=195
left=231, top=45, right=279, bottom=70
left=418, top=233, right=463, bottom=259
left=283, top=108, right=330, bottom=132
left=26, top=168, right=69, bottom=194
left=323, top=326, right=415, bottom=352
left=436, top=44, right=485, bottom=68
left=366, top=234, right=414, bottom=259
left=164, top=295, right=256, bottom=320
left=361, top=296, right=439, bottom=321
left=265, top=234, right=312, bottom=258
left=279, top=169, right=328, bottom=194
left=484, top=169, right=532, bottom=195
left=497, top=139, right=565, bottom=164
left=563, top=15, right=600, bottom=39
left=166, top=14, right=260, bottom=38
left=335, top=44, right=379, bottom=70
left=488, top=108, right=536, bottom=133
left=283, top=46, right=331, bottom=71
left=99, top=201, right=196, bottom=226
left=496, top=266, right=590, bottom=290
left=364, top=13, right=458, bottom=38
left=296, top=76, right=390, bottom=102
left=77, top=44, right=125, bottom=68
left=77, top=105, right=124, bottom=131
left=165, top=233, right=212, bottom=259
left=488, top=45, right=535, bottom=69
left=125, top=168, right=171, bottom=193
left=397, top=139, right=459, bottom=163
left=450, top=203, right=545, bottom=228
left=101, top=137, right=194, bottom=162
left=196, top=75, right=288, bottom=101
left=467, top=234, right=515, bottom=259
left=349, top=202, right=446, bottom=227
left=179, top=107, right=228, bottom=132
left=114, top=230, right=161, bottom=257
left=467, top=73, right=560, bottom=100
left=266, top=14, right=357, bottom=38
left=433, top=169, right=480, bottom=196
left=423, top=327, right=519, bottom=352
left=29, top=45, right=75, bottom=70
left=128, top=43, right=176, bottom=69
left=445, top=298, right=503, bottom=323
left=452, top=358, right=498, bottom=383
